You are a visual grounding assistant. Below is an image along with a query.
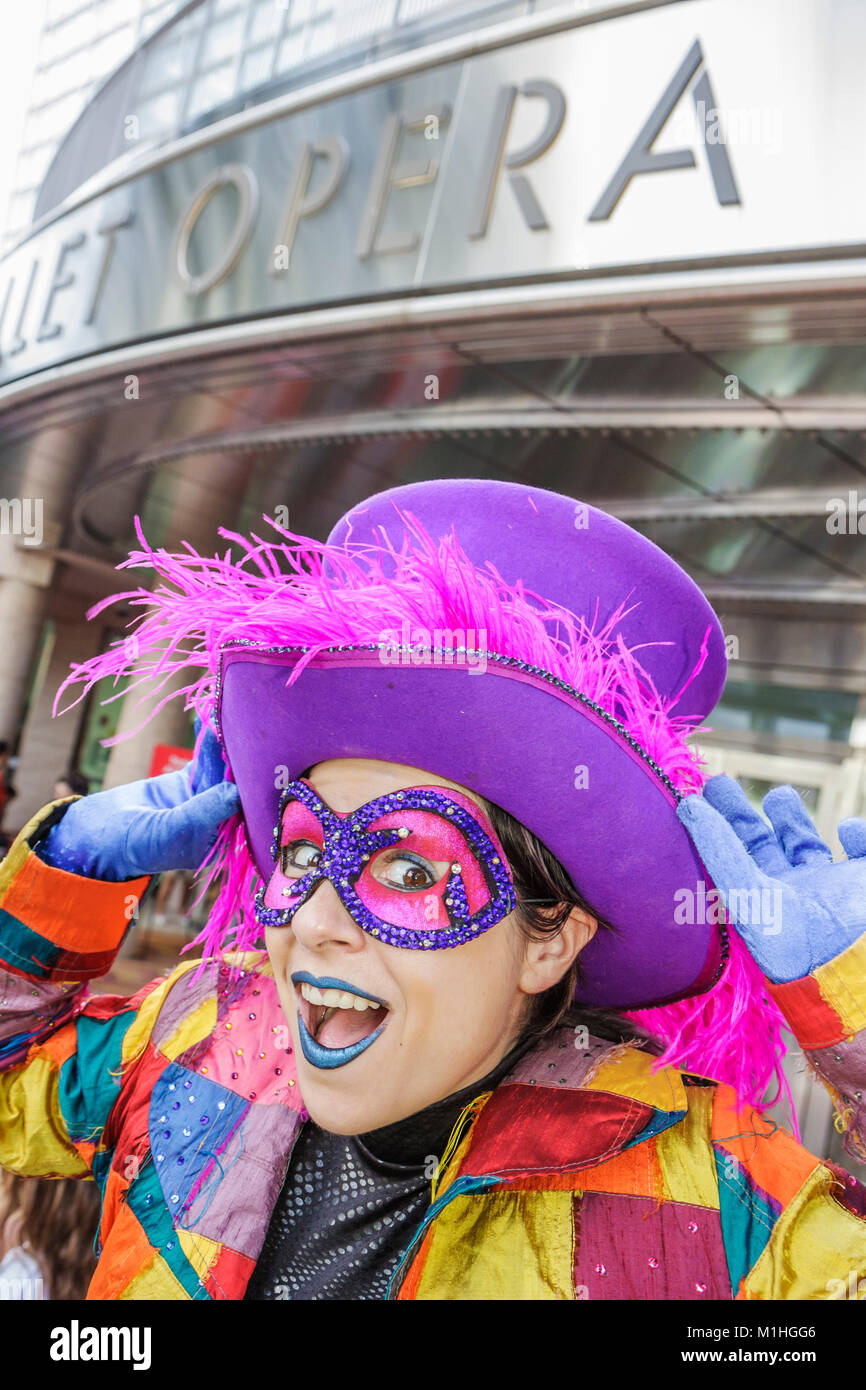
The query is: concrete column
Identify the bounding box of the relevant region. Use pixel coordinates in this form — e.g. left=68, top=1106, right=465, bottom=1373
left=10, top=612, right=105, bottom=826
left=100, top=457, right=252, bottom=788
left=0, top=435, right=83, bottom=743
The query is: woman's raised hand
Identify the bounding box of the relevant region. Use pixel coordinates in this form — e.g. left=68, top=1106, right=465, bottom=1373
left=676, top=774, right=866, bottom=983
left=42, top=723, right=240, bottom=881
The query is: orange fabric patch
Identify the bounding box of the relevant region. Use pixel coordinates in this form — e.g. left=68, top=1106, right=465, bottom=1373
left=29, top=1020, right=77, bottom=1070
left=3, top=853, right=150, bottom=954
left=86, top=1201, right=154, bottom=1299
left=396, top=1227, right=436, bottom=1300
left=712, top=1083, right=818, bottom=1209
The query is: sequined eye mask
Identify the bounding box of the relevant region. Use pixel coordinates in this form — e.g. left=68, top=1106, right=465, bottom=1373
left=255, top=780, right=516, bottom=949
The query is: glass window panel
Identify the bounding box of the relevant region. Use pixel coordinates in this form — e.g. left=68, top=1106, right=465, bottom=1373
left=306, top=15, right=336, bottom=54
left=201, top=11, right=246, bottom=64
left=90, top=23, right=138, bottom=74
left=137, top=87, right=182, bottom=138
left=186, top=62, right=236, bottom=119
left=276, top=30, right=306, bottom=70
left=140, top=30, right=198, bottom=91
left=15, top=145, right=54, bottom=188
left=139, top=2, right=177, bottom=36
left=240, top=44, right=275, bottom=88
left=249, top=0, right=283, bottom=43
left=713, top=683, right=857, bottom=744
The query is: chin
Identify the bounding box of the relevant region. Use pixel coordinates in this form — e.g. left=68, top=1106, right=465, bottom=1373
left=300, top=1082, right=395, bottom=1136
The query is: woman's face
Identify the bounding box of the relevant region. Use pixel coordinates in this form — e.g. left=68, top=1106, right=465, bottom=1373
left=265, top=757, right=594, bottom=1134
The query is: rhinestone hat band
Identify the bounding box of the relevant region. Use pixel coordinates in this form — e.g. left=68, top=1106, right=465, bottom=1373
left=222, top=641, right=729, bottom=986
left=254, top=780, right=518, bottom=950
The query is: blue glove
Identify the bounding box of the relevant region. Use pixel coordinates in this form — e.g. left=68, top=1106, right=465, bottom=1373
left=37, top=724, right=240, bottom=881
left=676, top=774, right=866, bottom=983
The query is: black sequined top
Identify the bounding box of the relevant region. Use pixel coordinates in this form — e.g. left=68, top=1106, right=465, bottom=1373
left=244, top=1037, right=533, bottom=1300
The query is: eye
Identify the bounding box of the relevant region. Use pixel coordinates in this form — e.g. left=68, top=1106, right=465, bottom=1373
left=372, top=850, right=442, bottom=892
left=280, top=840, right=322, bottom=876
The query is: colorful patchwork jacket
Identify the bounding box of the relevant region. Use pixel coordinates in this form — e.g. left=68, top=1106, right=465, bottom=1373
left=1, top=802, right=865, bottom=1301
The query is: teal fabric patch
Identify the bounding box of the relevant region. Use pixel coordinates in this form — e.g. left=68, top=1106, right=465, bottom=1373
left=127, top=1161, right=209, bottom=1299
left=57, top=1012, right=134, bottom=1144
left=713, top=1146, right=781, bottom=1294
left=0, top=908, right=60, bottom=976
left=625, top=1106, right=687, bottom=1148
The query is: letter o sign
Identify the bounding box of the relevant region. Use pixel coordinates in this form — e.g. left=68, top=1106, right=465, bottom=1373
left=174, top=163, right=260, bottom=296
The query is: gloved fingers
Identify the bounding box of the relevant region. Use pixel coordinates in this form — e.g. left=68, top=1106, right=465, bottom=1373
left=677, top=793, right=772, bottom=901
left=700, top=774, right=789, bottom=874
left=837, top=817, right=866, bottom=860
left=138, top=782, right=240, bottom=872
left=190, top=725, right=229, bottom=798
left=762, top=786, right=832, bottom=867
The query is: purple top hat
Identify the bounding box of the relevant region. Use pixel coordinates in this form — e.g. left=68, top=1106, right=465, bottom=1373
left=216, top=478, right=729, bottom=1010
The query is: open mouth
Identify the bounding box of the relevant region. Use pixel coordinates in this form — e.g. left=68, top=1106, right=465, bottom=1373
left=291, top=972, right=390, bottom=1069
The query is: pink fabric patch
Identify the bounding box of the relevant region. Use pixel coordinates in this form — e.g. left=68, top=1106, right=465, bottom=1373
left=189, top=973, right=304, bottom=1112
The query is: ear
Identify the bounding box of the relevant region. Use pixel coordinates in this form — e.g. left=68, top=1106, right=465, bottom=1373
left=518, top=906, right=598, bottom=997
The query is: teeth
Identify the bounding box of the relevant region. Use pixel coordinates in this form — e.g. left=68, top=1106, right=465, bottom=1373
left=300, top=981, right=381, bottom=1011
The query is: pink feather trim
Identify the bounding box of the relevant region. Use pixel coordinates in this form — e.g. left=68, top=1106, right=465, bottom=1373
left=53, top=510, right=793, bottom=1116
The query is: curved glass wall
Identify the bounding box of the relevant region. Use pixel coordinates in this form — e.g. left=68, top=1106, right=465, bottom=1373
left=34, top=0, right=566, bottom=220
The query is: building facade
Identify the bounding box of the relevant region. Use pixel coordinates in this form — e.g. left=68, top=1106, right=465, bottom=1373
left=1, top=0, right=865, bottom=1179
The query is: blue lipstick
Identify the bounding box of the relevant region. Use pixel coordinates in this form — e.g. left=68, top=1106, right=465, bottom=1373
left=291, top=971, right=388, bottom=1070
left=296, top=1012, right=386, bottom=1069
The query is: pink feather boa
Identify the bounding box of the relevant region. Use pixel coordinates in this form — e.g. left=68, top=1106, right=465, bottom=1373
left=54, top=510, right=795, bottom=1123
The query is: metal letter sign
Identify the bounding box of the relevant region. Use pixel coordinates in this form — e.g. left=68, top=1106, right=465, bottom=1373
left=588, top=39, right=741, bottom=220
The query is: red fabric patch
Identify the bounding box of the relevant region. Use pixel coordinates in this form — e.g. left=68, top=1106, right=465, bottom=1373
left=765, top=973, right=844, bottom=1049
left=49, top=947, right=120, bottom=981
left=462, top=1083, right=653, bottom=1179
left=205, top=1246, right=256, bottom=1301
left=81, top=979, right=163, bottom=1021
left=104, top=1040, right=167, bottom=1164
left=573, top=1191, right=732, bottom=1300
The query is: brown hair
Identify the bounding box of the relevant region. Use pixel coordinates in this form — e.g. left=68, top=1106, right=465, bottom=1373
left=481, top=796, right=661, bottom=1053
left=0, top=1170, right=100, bottom=1300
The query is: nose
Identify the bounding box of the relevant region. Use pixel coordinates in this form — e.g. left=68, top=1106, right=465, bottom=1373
left=289, top=877, right=367, bottom=953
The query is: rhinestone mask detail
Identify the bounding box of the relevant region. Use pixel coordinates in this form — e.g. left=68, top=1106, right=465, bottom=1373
left=254, top=780, right=517, bottom=950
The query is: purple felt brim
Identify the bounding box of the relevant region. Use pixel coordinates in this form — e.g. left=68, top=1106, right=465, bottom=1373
left=216, top=646, right=722, bottom=1009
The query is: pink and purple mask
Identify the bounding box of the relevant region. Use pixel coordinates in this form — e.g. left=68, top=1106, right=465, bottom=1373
left=256, top=780, right=516, bottom=949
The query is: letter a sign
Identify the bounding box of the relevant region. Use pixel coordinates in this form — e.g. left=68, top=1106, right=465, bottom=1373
left=588, top=39, right=740, bottom=220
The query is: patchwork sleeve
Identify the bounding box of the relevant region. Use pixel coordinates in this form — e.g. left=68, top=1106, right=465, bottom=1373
left=0, top=802, right=154, bottom=1178
left=764, top=929, right=866, bottom=1163
left=711, top=1082, right=866, bottom=1299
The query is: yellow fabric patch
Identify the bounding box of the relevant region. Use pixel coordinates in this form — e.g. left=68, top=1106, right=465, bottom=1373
left=120, top=1254, right=190, bottom=1301
left=222, top=949, right=270, bottom=975
left=413, top=1190, right=574, bottom=1300
left=655, top=1087, right=719, bottom=1209
left=740, top=1164, right=866, bottom=1299
left=178, top=1228, right=220, bottom=1281
left=0, top=820, right=36, bottom=899
left=160, top=996, right=218, bottom=1062
left=814, top=929, right=866, bottom=1037
left=0, top=1056, right=90, bottom=1177
left=584, top=1044, right=687, bottom=1114
left=120, top=960, right=201, bottom=1065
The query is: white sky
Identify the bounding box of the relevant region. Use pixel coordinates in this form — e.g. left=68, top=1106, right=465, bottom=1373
left=0, top=0, right=49, bottom=243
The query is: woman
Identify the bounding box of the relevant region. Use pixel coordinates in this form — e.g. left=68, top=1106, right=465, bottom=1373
left=0, top=477, right=863, bottom=1300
